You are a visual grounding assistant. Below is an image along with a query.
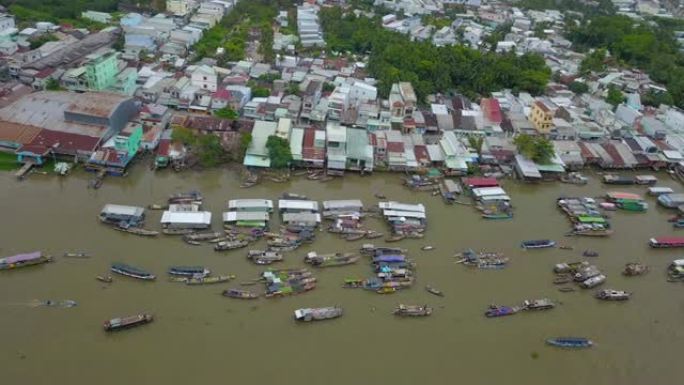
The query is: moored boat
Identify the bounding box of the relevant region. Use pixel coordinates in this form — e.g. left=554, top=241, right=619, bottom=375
left=63, top=252, right=90, bottom=258
left=364, top=230, right=383, bottom=239
left=247, top=250, right=283, bottom=265
left=168, top=266, right=210, bottom=278
left=294, top=307, right=343, bottom=322
left=344, top=233, right=365, bottom=241
left=114, top=225, right=160, bottom=237
left=304, top=252, right=360, bottom=267
left=222, top=289, right=259, bottom=299
left=110, top=263, right=156, bottom=280
left=96, top=275, right=113, bottom=283
left=183, top=231, right=223, bottom=242
left=580, top=274, right=606, bottom=288
left=104, top=314, right=153, bottom=331
left=385, top=234, right=406, bottom=243
left=521, top=298, right=555, bottom=311
left=485, top=305, right=519, bottom=318
left=595, top=289, right=631, bottom=301
left=649, top=236, right=684, bottom=248
left=521, top=239, right=556, bottom=249
left=546, top=337, right=593, bottom=349
left=184, top=275, right=235, bottom=285
left=393, top=304, right=432, bottom=317
left=0, top=251, right=52, bottom=270
left=214, top=240, right=249, bottom=251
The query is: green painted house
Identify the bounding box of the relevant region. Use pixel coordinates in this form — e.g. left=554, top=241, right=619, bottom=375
left=85, top=49, right=119, bottom=91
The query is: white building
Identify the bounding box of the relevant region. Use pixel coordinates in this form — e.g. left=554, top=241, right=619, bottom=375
left=167, top=0, right=192, bottom=17
left=190, top=64, right=217, bottom=92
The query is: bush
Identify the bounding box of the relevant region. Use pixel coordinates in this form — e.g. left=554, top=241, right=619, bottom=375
left=514, top=134, right=555, bottom=164
left=266, top=135, right=292, bottom=169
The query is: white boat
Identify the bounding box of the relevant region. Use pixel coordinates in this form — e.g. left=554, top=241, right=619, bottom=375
left=580, top=274, right=606, bottom=288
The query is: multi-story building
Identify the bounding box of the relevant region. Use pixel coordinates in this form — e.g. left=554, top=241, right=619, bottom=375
left=530, top=100, right=556, bottom=134
left=84, top=49, right=119, bottom=91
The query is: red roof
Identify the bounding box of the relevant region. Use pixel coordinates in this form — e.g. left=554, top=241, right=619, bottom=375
left=157, top=139, right=170, bottom=157
left=601, top=143, right=624, bottom=166
left=481, top=98, right=502, bottom=124
left=20, top=129, right=100, bottom=155
left=413, top=145, right=429, bottom=162
left=652, top=237, right=684, bottom=245
left=386, top=142, right=404, bottom=153
left=462, top=177, right=499, bottom=188
left=302, top=128, right=325, bottom=160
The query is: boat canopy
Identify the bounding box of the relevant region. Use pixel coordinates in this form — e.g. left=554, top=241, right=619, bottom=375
left=382, top=210, right=427, bottom=219
left=278, top=200, right=319, bottom=212
left=373, top=255, right=406, bottom=263
left=100, top=204, right=144, bottom=217
left=322, top=200, right=364, bottom=211
left=282, top=212, right=321, bottom=224
left=160, top=211, right=212, bottom=226
left=222, top=211, right=270, bottom=222
left=0, top=251, right=42, bottom=264
left=606, top=192, right=643, bottom=201
left=227, top=199, right=273, bottom=211
left=462, top=177, right=499, bottom=188
left=472, top=187, right=507, bottom=198
left=658, top=193, right=684, bottom=208
left=648, top=187, right=674, bottom=195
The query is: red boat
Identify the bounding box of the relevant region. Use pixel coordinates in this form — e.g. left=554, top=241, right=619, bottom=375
left=649, top=237, right=684, bottom=248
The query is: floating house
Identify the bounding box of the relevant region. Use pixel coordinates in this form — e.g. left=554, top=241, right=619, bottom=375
left=223, top=199, right=274, bottom=228
left=160, top=211, right=211, bottom=229
left=99, top=204, right=145, bottom=225
left=227, top=199, right=274, bottom=212
left=278, top=199, right=320, bottom=226
left=658, top=193, right=684, bottom=209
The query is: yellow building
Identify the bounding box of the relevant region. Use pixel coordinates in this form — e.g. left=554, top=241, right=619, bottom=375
left=530, top=100, right=555, bottom=134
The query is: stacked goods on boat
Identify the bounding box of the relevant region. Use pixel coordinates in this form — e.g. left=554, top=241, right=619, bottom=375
left=222, top=199, right=273, bottom=238
left=623, top=263, right=649, bottom=276
left=304, top=252, right=360, bottom=267
left=261, top=268, right=316, bottom=298
left=359, top=244, right=415, bottom=294
left=0, top=251, right=52, bottom=271
left=667, top=259, right=684, bottom=281
left=99, top=204, right=159, bottom=236
left=462, top=178, right=513, bottom=219
left=378, top=201, right=426, bottom=239
left=294, top=306, right=343, bottom=322
left=553, top=261, right=606, bottom=289
left=557, top=197, right=612, bottom=237
left=457, top=248, right=509, bottom=269
left=605, top=192, right=648, bottom=212
left=403, top=174, right=439, bottom=192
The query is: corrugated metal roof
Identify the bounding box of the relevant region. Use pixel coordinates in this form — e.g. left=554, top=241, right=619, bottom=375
left=160, top=211, right=211, bottom=225
left=101, top=204, right=144, bottom=217
left=222, top=211, right=270, bottom=222
left=278, top=200, right=319, bottom=211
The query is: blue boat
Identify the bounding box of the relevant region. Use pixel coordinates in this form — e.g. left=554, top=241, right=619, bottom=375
left=111, top=263, right=156, bottom=280
left=673, top=220, right=684, bottom=229
left=546, top=337, right=593, bottom=348
left=168, top=266, right=210, bottom=277
left=372, top=255, right=406, bottom=263
left=521, top=239, right=556, bottom=249
left=485, top=305, right=519, bottom=318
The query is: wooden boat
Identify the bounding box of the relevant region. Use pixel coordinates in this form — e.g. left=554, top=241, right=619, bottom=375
left=345, top=233, right=365, bottom=241
left=168, top=191, right=202, bottom=205
left=294, top=307, right=343, bottom=322
left=393, top=304, right=432, bottom=317
left=546, top=337, right=593, bottom=349
left=110, top=263, right=156, bottom=280
left=147, top=204, right=167, bottom=210
left=521, top=298, right=555, bottom=311
left=425, top=285, right=444, bottom=297
left=343, top=278, right=364, bottom=288
left=185, top=275, right=235, bottom=285
left=485, top=305, right=519, bottom=318
left=376, top=287, right=396, bottom=294
left=595, top=289, right=631, bottom=301
left=374, top=192, right=387, bottom=199
left=553, top=275, right=573, bottom=285
left=385, top=234, right=405, bottom=243
left=559, top=245, right=573, bottom=250
left=184, top=231, right=223, bottom=242
left=282, top=192, right=308, bottom=200
left=214, top=240, right=249, bottom=251
left=162, top=228, right=195, bottom=235
left=482, top=213, right=513, bottom=220
left=582, top=250, right=599, bottom=257
left=304, top=252, right=360, bottom=267
left=114, top=226, right=160, bottom=237
left=96, top=275, right=113, bottom=283
left=168, top=266, right=210, bottom=278
left=421, top=246, right=435, bottom=251
left=558, top=286, right=575, bottom=292
left=104, top=314, right=153, bottom=332
left=222, top=289, right=259, bottom=299
left=521, top=239, right=556, bottom=249
left=184, top=239, right=201, bottom=246
left=623, top=263, right=649, bottom=276
left=364, top=230, right=383, bottom=239
left=63, top=252, right=90, bottom=258
left=247, top=250, right=283, bottom=265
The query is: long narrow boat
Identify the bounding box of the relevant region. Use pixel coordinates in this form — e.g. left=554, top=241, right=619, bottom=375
left=649, top=236, right=684, bottom=248
left=0, top=252, right=52, bottom=270
left=214, top=240, right=249, bottom=251
left=304, top=252, right=360, bottom=267
left=222, top=289, right=260, bottom=299
left=393, top=304, right=432, bottom=317
left=294, top=307, right=343, bottom=322
left=63, top=252, right=90, bottom=258
left=546, top=337, right=593, bottom=348
left=485, top=305, right=519, bottom=318
left=104, top=314, right=153, bottom=331
left=520, top=239, right=556, bottom=249
left=168, top=266, right=210, bottom=278
left=184, top=275, right=235, bottom=285
left=114, top=224, right=159, bottom=237
left=110, top=263, right=156, bottom=280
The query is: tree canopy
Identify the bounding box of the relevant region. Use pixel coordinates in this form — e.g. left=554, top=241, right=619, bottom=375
left=214, top=107, right=238, bottom=120
left=320, top=7, right=551, bottom=101
left=266, top=136, right=292, bottom=169
left=513, top=134, right=555, bottom=164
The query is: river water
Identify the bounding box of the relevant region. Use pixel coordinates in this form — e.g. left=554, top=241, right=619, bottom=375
left=0, top=167, right=682, bottom=385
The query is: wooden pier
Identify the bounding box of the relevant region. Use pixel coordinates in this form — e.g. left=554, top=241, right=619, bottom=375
left=15, top=160, right=35, bottom=179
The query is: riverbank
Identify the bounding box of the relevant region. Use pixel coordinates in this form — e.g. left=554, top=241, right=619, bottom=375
left=0, top=168, right=682, bottom=385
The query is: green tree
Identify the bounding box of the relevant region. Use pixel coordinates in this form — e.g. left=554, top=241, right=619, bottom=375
left=467, top=135, right=484, bottom=157
left=641, top=90, right=674, bottom=107
left=606, top=86, right=625, bottom=107
left=266, top=135, right=292, bottom=169
left=252, top=87, right=271, bottom=98
left=196, top=134, right=226, bottom=168
left=239, top=132, right=252, bottom=159
left=569, top=81, right=589, bottom=94
left=514, top=134, right=555, bottom=164
left=171, top=126, right=197, bottom=146
left=285, top=83, right=300, bottom=96
left=214, top=107, right=238, bottom=120
left=45, top=78, right=62, bottom=91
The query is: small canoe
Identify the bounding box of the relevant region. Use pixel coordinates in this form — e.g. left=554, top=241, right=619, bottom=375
left=63, top=252, right=90, bottom=258
left=546, top=337, right=593, bottom=349
left=222, top=289, right=259, bottom=299
left=558, top=286, right=575, bottom=292
left=376, top=287, right=396, bottom=294
left=364, top=231, right=383, bottom=239
left=385, top=235, right=405, bottom=243
left=345, top=233, right=365, bottom=241
left=583, top=250, right=599, bottom=257
left=553, top=276, right=572, bottom=285
left=374, top=193, right=387, bottom=199
left=425, top=285, right=444, bottom=297
left=421, top=246, right=435, bottom=251
left=184, top=240, right=201, bottom=246
left=104, top=314, right=153, bottom=332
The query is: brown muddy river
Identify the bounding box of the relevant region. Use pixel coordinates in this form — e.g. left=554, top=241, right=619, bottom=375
left=0, top=166, right=682, bottom=385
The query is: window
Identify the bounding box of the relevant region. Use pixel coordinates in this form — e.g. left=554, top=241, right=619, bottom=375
left=203, top=76, right=207, bottom=80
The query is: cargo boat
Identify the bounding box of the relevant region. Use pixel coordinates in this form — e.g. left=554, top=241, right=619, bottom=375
left=521, top=298, right=555, bottom=311
left=184, top=275, right=234, bottom=285
left=294, top=307, right=343, bottom=322
left=521, top=239, right=556, bottom=249
left=222, top=289, right=259, bottom=299
left=111, top=263, right=156, bottom=280
left=649, top=237, right=684, bottom=248
left=546, top=337, right=593, bottom=349
left=485, top=305, right=519, bottom=318
left=304, top=252, right=360, bottom=267
left=0, top=251, right=52, bottom=270
left=104, top=314, right=153, bottom=331
left=602, top=175, right=634, bottom=185
left=393, top=304, right=432, bottom=317
left=595, top=289, right=631, bottom=301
